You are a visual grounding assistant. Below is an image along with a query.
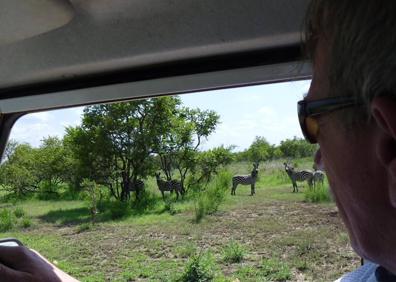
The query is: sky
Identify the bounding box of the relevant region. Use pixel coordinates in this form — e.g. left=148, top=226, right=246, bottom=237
left=9, top=80, right=311, bottom=151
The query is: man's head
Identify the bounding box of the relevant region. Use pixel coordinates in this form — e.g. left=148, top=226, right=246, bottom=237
left=303, top=0, right=396, bottom=272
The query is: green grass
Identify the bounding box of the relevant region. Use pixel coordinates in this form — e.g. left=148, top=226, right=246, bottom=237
left=0, top=160, right=359, bottom=281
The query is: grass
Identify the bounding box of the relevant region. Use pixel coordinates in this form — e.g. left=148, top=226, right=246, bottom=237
left=222, top=240, right=246, bottom=263
left=0, top=160, right=359, bottom=281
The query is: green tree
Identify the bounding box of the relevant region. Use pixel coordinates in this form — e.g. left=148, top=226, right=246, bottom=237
left=191, top=145, right=234, bottom=186
left=246, top=136, right=271, bottom=162
left=279, top=137, right=317, bottom=158
left=65, top=97, right=181, bottom=201
left=35, top=136, right=70, bottom=194
left=0, top=143, right=38, bottom=197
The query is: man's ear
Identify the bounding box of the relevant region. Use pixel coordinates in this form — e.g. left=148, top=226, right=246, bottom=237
left=371, top=96, right=396, bottom=207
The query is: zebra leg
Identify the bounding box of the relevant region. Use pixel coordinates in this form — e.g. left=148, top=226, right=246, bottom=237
left=250, top=184, right=255, bottom=196
left=161, top=190, right=165, bottom=199
left=176, top=190, right=179, bottom=200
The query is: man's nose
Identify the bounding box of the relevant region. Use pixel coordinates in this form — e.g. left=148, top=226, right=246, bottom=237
left=314, top=148, right=325, bottom=171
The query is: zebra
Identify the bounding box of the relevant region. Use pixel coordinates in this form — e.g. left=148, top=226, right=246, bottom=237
left=126, top=179, right=145, bottom=199
left=231, top=163, right=259, bottom=196
left=155, top=172, right=183, bottom=200
left=283, top=163, right=313, bottom=193
left=312, top=170, right=325, bottom=188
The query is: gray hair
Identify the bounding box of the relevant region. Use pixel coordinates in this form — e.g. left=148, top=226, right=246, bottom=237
left=304, top=0, right=396, bottom=124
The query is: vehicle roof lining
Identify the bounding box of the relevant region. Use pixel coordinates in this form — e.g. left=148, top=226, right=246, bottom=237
left=0, top=0, right=310, bottom=104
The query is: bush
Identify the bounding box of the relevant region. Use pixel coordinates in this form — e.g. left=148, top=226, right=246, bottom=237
left=194, top=170, right=231, bottom=223
left=0, top=209, right=14, bottom=232
left=222, top=241, right=246, bottom=263
left=131, top=190, right=158, bottom=214
left=304, top=184, right=332, bottom=203
left=14, top=207, right=25, bottom=218
left=20, top=217, right=32, bottom=228
left=109, top=201, right=131, bottom=220
left=178, top=252, right=217, bottom=282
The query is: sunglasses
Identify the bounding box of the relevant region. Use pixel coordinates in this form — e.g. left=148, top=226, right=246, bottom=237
left=297, top=96, right=361, bottom=144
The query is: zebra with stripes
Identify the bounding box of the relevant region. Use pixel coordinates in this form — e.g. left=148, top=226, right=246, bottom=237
left=126, top=179, right=145, bottom=199
left=155, top=172, right=183, bottom=200
left=312, top=170, right=325, bottom=188
left=283, top=163, right=313, bottom=193
left=231, top=163, right=259, bottom=196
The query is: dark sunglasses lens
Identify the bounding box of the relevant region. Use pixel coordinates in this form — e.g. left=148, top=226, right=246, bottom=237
left=305, top=116, right=319, bottom=143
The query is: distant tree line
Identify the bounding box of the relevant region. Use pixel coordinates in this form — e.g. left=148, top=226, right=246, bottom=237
left=234, top=136, right=318, bottom=163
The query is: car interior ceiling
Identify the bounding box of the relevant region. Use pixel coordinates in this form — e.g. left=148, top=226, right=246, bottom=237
left=0, top=0, right=312, bottom=157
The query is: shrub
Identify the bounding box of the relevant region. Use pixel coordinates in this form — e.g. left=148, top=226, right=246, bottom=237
left=0, top=209, right=14, bottom=232
left=178, top=252, right=216, bottom=282
left=109, top=201, right=131, bottom=220
left=163, top=199, right=177, bottom=215
left=131, top=190, right=158, bottom=214
left=14, top=207, right=25, bottom=218
left=222, top=241, right=246, bottom=263
left=194, top=170, right=231, bottom=223
left=77, top=222, right=92, bottom=233
left=20, top=217, right=32, bottom=228
left=304, top=184, right=332, bottom=203
left=261, top=258, right=291, bottom=281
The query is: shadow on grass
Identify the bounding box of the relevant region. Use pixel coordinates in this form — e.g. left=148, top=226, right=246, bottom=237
left=39, top=207, right=91, bottom=226
left=38, top=198, right=183, bottom=227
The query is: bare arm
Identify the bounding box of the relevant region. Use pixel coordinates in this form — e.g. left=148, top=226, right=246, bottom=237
left=0, top=246, right=79, bottom=282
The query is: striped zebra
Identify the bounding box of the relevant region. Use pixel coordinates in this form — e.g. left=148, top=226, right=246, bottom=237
left=155, top=172, right=183, bottom=200
left=126, top=179, right=145, bottom=199
left=283, top=163, right=313, bottom=193
left=312, top=170, right=325, bottom=188
left=231, top=163, right=259, bottom=196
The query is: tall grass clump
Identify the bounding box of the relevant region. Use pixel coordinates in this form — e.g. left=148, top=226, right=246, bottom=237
left=222, top=240, right=246, bottom=263
left=261, top=258, right=291, bottom=281
left=0, top=209, right=14, bottom=232
left=177, top=252, right=217, bottom=282
left=13, top=207, right=25, bottom=218
left=304, top=184, right=332, bottom=203
left=194, top=170, right=231, bottom=223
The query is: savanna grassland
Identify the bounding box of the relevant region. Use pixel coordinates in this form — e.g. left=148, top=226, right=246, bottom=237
left=0, top=161, right=360, bottom=282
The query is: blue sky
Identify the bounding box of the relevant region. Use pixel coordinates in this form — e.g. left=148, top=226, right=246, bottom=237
left=9, top=80, right=311, bottom=151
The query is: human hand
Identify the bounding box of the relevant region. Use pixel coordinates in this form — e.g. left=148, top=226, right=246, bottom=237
left=0, top=246, right=79, bottom=282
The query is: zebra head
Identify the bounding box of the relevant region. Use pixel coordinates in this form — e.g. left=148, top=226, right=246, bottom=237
left=283, top=162, right=294, bottom=174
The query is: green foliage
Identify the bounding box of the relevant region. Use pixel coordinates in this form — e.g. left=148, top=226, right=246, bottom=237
left=178, top=252, right=217, bottom=282
left=108, top=201, right=131, bottom=220
left=0, top=209, right=14, bottom=232
left=77, top=223, right=92, bottom=233
left=0, top=143, right=37, bottom=197
left=279, top=137, right=318, bottom=158
left=261, top=258, right=291, bottom=281
left=304, top=184, right=332, bottom=203
left=20, top=217, right=32, bottom=228
left=194, top=170, right=231, bottom=223
left=222, top=241, right=246, bottom=263
left=81, top=178, right=100, bottom=222
left=13, top=207, right=25, bottom=218
left=191, top=146, right=234, bottom=187
left=246, top=136, right=271, bottom=162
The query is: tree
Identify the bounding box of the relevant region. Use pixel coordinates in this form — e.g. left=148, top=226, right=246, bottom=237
left=65, top=97, right=181, bottom=201
left=191, top=145, right=234, bottom=186
left=246, top=136, right=271, bottom=162
left=0, top=143, right=37, bottom=197
left=35, top=136, right=70, bottom=194
left=155, top=107, right=220, bottom=191
left=279, top=137, right=317, bottom=158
